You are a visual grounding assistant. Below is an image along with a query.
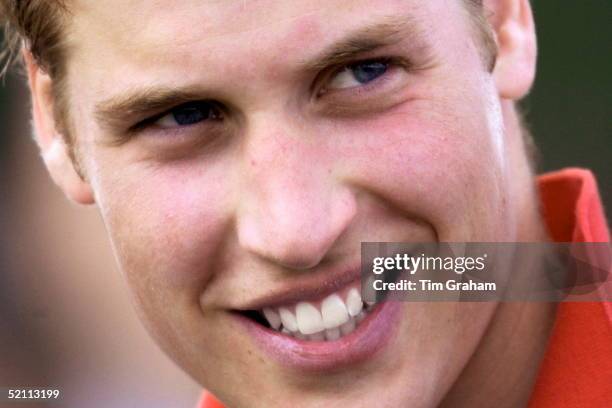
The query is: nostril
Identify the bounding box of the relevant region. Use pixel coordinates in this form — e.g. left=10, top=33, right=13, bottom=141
left=237, top=221, right=326, bottom=269
left=236, top=186, right=357, bottom=270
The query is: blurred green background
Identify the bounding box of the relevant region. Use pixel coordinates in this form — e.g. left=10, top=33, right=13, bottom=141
left=524, top=1, right=611, bottom=216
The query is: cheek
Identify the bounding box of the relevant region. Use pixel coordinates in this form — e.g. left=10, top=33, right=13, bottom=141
left=333, top=93, right=509, bottom=240
left=93, top=156, right=236, bottom=293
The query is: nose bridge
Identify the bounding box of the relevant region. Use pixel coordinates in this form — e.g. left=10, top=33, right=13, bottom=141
left=237, top=117, right=356, bottom=269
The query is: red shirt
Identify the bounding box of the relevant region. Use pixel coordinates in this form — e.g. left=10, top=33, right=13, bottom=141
left=199, top=168, right=611, bottom=408
left=528, top=169, right=611, bottom=407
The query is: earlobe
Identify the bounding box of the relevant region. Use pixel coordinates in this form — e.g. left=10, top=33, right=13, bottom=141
left=43, top=139, right=95, bottom=204
left=24, top=50, right=95, bottom=205
left=486, top=0, right=537, bottom=100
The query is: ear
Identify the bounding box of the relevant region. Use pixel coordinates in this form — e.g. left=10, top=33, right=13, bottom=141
left=485, top=0, right=537, bottom=100
left=24, top=51, right=95, bottom=205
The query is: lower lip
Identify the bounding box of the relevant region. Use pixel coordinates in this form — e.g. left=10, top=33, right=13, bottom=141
left=234, top=300, right=403, bottom=372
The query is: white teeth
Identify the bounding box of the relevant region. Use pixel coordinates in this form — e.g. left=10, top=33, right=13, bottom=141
left=262, top=285, right=370, bottom=341
left=321, top=294, right=350, bottom=329
left=356, top=310, right=366, bottom=323
left=346, top=288, right=363, bottom=317
left=308, top=332, right=325, bottom=341
left=325, top=328, right=341, bottom=341
left=279, top=307, right=298, bottom=332
left=296, top=302, right=325, bottom=335
left=262, top=308, right=282, bottom=330
left=340, top=319, right=356, bottom=336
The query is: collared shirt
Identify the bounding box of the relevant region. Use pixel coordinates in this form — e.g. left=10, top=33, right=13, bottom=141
left=199, top=168, right=612, bottom=408
left=528, top=168, right=611, bottom=407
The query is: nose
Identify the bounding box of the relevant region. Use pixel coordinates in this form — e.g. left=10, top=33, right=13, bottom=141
left=236, top=120, right=356, bottom=270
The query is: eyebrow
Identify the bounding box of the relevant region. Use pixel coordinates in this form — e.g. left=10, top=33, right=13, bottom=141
left=95, top=87, right=203, bottom=131
left=301, top=15, right=430, bottom=71
left=94, top=15, right=430, bottom=132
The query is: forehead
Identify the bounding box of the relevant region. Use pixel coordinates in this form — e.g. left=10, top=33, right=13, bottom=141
left=69, top=0, right=462, bottom=68
left=65, top=0, right=472, bottom=133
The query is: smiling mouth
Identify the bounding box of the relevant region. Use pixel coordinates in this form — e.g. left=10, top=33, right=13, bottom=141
left=240, top=282, right=375, bottom=341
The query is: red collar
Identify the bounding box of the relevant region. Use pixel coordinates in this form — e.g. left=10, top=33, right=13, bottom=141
left=528, top=168, right=612, bottom=407
left=199, top=168, right=611, bottom=408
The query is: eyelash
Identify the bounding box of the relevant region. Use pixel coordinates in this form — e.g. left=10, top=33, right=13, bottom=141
left=132, top=57, right=403, bottom=133
left=317, top=57, right=396, bottom=95
left=130, top=101, right=223, bottom=133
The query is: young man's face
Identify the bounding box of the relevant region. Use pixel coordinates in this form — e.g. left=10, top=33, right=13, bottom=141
left=43, top=0, right=534, bottom=406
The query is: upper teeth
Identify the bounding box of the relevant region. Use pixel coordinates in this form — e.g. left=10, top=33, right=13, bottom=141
left=261, top=286, right=371, bottom=341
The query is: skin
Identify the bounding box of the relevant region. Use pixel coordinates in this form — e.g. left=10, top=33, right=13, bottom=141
left=26, top=0, right=554, bottom=407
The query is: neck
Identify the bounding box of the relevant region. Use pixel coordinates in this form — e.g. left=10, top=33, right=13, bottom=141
left=442, top=214, right=555, bottom=407
left=442, top=102, right=556, bottom=407
left=442, top=301, right=557, bottom=408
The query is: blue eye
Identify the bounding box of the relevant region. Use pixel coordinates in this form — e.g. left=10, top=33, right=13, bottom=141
left=327, top=60, right=389, bottom=90
left=156, top=101, right=223, bottom=128
left=350, top=61, right=389, bottom=83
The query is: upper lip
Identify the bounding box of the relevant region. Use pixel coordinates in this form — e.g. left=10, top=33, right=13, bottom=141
left=235, top=264, right=361, bottom=311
